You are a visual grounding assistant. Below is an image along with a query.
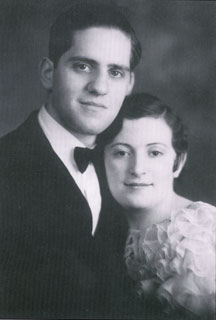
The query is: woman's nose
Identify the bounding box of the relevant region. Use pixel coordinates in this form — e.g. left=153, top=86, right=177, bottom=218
left=87, top=71, right=109, bottom=96
left=130, top=153, right=148, bottom=177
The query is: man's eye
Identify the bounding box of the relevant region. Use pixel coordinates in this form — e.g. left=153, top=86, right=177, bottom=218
left=74, top=63, right=91, bottom=72
left=110, top=70, right=123, bottom=78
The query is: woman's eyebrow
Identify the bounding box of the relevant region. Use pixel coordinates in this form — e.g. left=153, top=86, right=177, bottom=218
left=110, top=143, right=131, bottom=148
left=146, top=142, right=167, bottom=147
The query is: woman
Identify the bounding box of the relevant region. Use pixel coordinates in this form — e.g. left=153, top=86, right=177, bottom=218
left=98, top=93, right=216, bottom=319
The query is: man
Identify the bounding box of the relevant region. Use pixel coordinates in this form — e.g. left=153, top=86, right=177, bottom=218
left=0, top=1, right=141, bottom=318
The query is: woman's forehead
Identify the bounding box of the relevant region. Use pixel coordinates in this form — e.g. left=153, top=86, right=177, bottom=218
left=112, top=117, right=173, bottom=146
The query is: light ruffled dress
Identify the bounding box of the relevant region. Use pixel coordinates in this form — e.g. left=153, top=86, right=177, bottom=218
left=125, top=202, right=216, bottom=319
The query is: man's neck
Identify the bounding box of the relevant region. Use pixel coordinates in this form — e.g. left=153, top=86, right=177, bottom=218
left=44, top=103, right=96, bottom=148
left=68, top=131, right=96, bottom=148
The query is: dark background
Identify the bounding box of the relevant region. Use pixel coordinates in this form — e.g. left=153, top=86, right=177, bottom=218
left=0, top=0, right=215, bottom=205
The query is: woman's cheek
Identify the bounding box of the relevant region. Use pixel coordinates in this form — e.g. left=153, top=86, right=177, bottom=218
left=111, top=160, right=126, bottom=184
left=111, top=160, right=122, bottom=177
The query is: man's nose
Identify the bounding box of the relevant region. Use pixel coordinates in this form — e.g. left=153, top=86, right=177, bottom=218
left=86, top=71, right=109, bottom=96
left=130, top=153, right=148, bottom=177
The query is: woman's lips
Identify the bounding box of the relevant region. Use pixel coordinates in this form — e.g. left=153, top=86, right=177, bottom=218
left=124, top=182, right=153, bottom=188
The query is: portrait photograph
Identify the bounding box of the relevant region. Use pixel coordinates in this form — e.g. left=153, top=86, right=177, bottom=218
left=0, top=1, right=215, bottom=319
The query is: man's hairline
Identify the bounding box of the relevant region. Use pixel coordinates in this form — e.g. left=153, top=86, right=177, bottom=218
left=51, top=25, right=134, bottom=70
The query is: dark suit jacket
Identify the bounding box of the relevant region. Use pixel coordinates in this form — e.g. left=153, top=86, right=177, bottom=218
left=0, top=111, right=129, bottom=319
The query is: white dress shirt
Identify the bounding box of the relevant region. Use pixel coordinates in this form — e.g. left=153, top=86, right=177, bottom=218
left=38, top=106, right=102, bottom=235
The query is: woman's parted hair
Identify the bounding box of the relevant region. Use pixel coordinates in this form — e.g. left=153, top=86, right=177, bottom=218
left=97, top=93, right=188, bottom=170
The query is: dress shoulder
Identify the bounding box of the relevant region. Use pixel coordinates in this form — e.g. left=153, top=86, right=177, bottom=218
left=169, top=200, right=216, bottom=243
left=124, top=201, right=216, bottom=318
left=172, top=200, right=216, bottom=220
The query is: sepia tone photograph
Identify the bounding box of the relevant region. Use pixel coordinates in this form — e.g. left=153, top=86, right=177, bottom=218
left=0, top=0, right=215, bottom=319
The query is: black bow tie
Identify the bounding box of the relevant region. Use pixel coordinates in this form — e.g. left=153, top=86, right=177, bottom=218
left=74, top=146, right=96, bottom=173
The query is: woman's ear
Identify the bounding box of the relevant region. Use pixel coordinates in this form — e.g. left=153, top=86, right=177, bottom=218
left=173, top=153, right=187, bottom=178
left=39, top=57, right=54, bottom=90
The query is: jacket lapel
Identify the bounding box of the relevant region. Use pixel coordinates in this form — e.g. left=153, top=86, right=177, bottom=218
left=13, top=111, right=93, bottom=237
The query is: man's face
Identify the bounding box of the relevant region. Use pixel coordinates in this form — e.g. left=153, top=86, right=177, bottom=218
left=47, top=27, right=134, bottom=143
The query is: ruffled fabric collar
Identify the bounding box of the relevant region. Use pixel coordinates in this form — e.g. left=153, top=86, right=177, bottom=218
left=125, top=201, right=216, bottom=318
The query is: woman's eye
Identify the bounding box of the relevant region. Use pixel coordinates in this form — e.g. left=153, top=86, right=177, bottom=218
left=114, top=150, right=130, bottom=157
left=149, top=150, right=163, bottom=157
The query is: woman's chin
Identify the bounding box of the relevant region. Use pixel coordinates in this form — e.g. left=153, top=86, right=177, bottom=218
left=118, top=197, right=155, bottom=212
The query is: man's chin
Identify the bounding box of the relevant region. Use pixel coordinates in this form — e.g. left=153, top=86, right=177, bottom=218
left=81, top=125, right=110, bottom=136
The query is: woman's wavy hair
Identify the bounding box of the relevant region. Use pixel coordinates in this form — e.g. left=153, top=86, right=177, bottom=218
left=97, top=92, right=188, bottom=172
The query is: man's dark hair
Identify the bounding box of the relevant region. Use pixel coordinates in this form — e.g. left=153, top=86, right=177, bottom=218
left=49, top=0, right=141, bottom=70
left=97, top=92, right=188, bottom=171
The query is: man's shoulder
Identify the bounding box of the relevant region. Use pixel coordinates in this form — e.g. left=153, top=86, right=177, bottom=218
left=0, top=111, right=39, bottom=151
left=1, top=110, right=38, bottom=142
left=0, top=111, right=42, bottom=169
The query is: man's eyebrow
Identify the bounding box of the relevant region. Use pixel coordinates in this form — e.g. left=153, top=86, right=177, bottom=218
left=66, top=57, right=130, bottom=72
left=67, top=56, right=98, bottom=66
left=108, top=64, right=130, bottom=72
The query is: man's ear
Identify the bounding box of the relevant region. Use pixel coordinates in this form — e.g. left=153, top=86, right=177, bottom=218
left=126, top=72, right=135, bottom=95
left=39, top=57, right=54, bottom=90
left=173, top=153, right=187, bottom=178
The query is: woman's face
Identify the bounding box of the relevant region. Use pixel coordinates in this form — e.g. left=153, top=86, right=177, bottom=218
left=104, top=117, right=181, bottom=211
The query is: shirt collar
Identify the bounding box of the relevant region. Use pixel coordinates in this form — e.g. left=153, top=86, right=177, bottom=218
left=38, top=106, right=92, bottom=168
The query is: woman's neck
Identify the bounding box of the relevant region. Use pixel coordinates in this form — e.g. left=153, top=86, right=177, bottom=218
left=126, top=192, right=191, bottom=230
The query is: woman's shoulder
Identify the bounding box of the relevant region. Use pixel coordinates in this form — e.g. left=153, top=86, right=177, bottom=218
left=125, top=199, right=216, bottom=317
left=171, top=200, right=216, bottom=234
left=164, top=201, right=216, bottom=316
left=185, top=200, right=216, bottom=211
left=173, top=194, right=216, bottom=212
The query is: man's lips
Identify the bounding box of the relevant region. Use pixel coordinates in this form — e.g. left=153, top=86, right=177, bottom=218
left=79, top=100, right=107, bottom=109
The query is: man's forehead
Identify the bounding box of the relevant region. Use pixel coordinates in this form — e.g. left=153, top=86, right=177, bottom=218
left=65, top=26, right=132, bottom=67
left=71, top=25, right=130, bottom=40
